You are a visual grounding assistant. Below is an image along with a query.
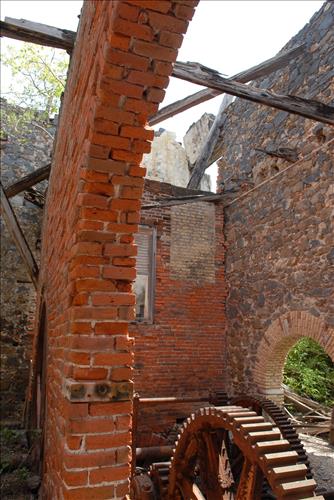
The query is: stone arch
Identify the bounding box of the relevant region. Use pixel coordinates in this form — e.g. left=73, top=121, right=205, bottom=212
left=253, top=311, right=334, bottom=404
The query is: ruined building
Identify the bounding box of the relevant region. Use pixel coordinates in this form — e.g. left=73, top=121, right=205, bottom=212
left=0, top=1, right=333, bottom=498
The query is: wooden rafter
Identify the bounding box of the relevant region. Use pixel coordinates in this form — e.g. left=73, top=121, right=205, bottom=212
left=187, top=94, right=233, bottom=189
left=5, top=163, right=51, bottom=198
left=0, top=17, right=75, bottom=51
left=1, top=183, right=39, bottom=288
left=149, top=44, right=305, bottom=125
left=172, top=62, right=334, bottom=126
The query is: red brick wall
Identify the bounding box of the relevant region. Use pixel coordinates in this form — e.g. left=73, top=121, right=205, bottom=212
left=31, top=1, right=198, bottom=497
left=130, top=179, right=227, bottom=438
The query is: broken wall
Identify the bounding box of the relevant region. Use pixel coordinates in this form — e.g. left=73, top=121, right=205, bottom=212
left=130, top=178, right=226, bottom=439
left=143, top=127, right=212, bottom=191
left=218, top=1, right=334, bottom=398
left=29, top=1, right=198, bottom=497
left=0, top=100, right=54, bottom=423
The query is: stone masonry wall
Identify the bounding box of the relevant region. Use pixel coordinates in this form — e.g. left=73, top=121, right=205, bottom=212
left=218, top=1, right=334, bottom=397
left=30, top=1, right=198, bottom=498
left=0, top=100, right=55, bottom=423
left=218, top=1, right=333, bottom=193
left=130, top=179, right=226, bottom=439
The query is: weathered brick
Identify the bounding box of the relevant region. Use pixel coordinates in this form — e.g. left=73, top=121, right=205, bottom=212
left=89, top=464, right=130, bottom=484
left=148, top=11, right=188, bottom=33
left=120, top=125, right=154, bottom=141
left=73, top=367, right=108, bottom=380
left=132, top=40, right=178, bottom=62
left=29, top=0, right=194, bottom=495
left=92, top=292, right=135, bottom=306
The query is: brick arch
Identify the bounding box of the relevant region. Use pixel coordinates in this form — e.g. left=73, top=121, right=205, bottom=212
left=253, top=311, right=334, bottom=404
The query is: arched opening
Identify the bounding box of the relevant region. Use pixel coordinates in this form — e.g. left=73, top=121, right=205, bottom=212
left=283, top=337, right=334, bottom=407
left=254, top=311, right=334, bottom=405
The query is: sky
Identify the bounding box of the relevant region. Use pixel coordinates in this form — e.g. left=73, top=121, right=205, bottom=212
left=1, top=0, right=325, bottom=186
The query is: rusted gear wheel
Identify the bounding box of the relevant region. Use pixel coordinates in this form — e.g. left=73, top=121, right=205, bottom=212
left=167, top=405, right=318, bottom=499
left=150, top=462, right=170, bottom=498
left=231, top=396, right=312, bottom=478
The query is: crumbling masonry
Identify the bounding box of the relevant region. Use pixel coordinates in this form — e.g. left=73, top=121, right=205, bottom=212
left=0, top=0, right=333, bottom=498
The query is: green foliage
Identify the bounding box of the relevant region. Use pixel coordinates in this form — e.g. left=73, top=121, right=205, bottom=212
left=2, top=43, right=69, bottom=116
left=17, top=467, right=29, bottom=480
left=283, top=337, right=334, bottom=406
left=0, top=427, right=20, bottom=444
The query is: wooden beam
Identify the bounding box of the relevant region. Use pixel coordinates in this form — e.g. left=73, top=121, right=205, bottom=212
left=172, top=62, right=334, bottom=126
left=187, top=94, right=233, bottom=189
left=330, top=408, right=334, bottom=446
left=149, top=44, right=305, bottom=126
left=142, top=192, right=222, bottom=210
left=1, top=183, right=39, bottom=288
left=5, top=163, right=51, bottom=198
left=1, top=18, right=76, bottom=51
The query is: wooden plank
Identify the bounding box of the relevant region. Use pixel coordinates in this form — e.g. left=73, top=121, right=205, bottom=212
left=149, top=44, right=306, bottom=126
left=187, top=94, right=233, bottom=189
left=5, top=163, right=51, bottom=198
left=141, top=193, right=223, bottom=210
left=0, top=182, right=39, bottom=288
left=330, top=408, right=334, bottom=445
left=1, top=18, right=76, bottom=51
left=172, top=62, right=334, bottom=126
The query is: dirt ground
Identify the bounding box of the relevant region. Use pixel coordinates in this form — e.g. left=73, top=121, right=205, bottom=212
left=1, top=427, right=333, bottom=498
left=301, top=433, right=334, bottom=493
left=0, top=427, right=37, bottom=500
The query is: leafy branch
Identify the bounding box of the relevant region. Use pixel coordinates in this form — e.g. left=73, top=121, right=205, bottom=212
left=2, top=43, right=69, bottom=116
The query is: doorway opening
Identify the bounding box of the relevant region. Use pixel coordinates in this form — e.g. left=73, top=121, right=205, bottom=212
left=283, top=337, right=334, bottom=407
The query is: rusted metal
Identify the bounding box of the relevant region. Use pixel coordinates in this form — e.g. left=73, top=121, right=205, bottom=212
left=131, top=473, right=155, bottom=500
left=136, top=446, right=173, bottom=462
left=232, top=395, right=313, bottom=478
left=167, top=405, right=317, bottom=499
left=132, top=404, right=317, bottom=499
left=138, top=396, right=210, bottom=406
left=132, top=393, right=140, bottom=476
left=64, top=379, right=132, bottom=403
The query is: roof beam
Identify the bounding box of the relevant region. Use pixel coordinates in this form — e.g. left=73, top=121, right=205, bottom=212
left=1, top=182, right=39, bottom=288
left=172, top=62, right=334, bottom=126
left=149, top=44, right=306, bottom=126
left=5, top=163, right=51, bottom=198
left=0, top=17, right=75, bottom=51
left=187, top=94, right=233, bottom=189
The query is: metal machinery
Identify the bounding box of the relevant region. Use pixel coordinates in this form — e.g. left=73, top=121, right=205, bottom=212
left=131, top=395, right=326, bottom=500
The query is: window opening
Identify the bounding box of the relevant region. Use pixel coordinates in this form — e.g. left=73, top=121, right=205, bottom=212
left=134, top=225, right=156, bottom=321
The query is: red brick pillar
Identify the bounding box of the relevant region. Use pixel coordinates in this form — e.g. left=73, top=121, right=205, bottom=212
left=34, top=1, right=198, bottom=498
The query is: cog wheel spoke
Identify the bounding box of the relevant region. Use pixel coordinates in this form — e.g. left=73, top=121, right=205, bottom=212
left=131, top=404, right=319, bottom=500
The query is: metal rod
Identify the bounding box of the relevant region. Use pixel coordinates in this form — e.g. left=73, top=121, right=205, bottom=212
left=138, top=396, right=210, bottom=406
left=136, top=445, right=173, bottom=462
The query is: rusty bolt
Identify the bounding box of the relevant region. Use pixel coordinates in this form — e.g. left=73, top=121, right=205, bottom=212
left=95, top=383, right=111, bottom=397
left=69, top=384, right=86, bottom=400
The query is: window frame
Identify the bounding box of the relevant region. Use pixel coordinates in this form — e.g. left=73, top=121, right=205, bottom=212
left=134, top=224, right=156, bottom=323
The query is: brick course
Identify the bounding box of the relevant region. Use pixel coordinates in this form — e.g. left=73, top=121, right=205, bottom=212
left=29, top=1, right=198, bottom=497
left=130, top=179, right=227, bottom=439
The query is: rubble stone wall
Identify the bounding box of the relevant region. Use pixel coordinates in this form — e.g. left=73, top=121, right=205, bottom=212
left=0, top=100, right=54, bottom=422
left=218, top=1, right=334, bottom=397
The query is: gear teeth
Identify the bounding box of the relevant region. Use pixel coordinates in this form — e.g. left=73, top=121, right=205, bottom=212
left=232, top=395, right=313, bottom=478
left=166, top=403, right=317, bottom=500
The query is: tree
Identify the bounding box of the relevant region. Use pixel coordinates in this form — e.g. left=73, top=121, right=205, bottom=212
left=2, top=42, right=69, bottom=117
left=283, top=337, right=334, bottom=407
